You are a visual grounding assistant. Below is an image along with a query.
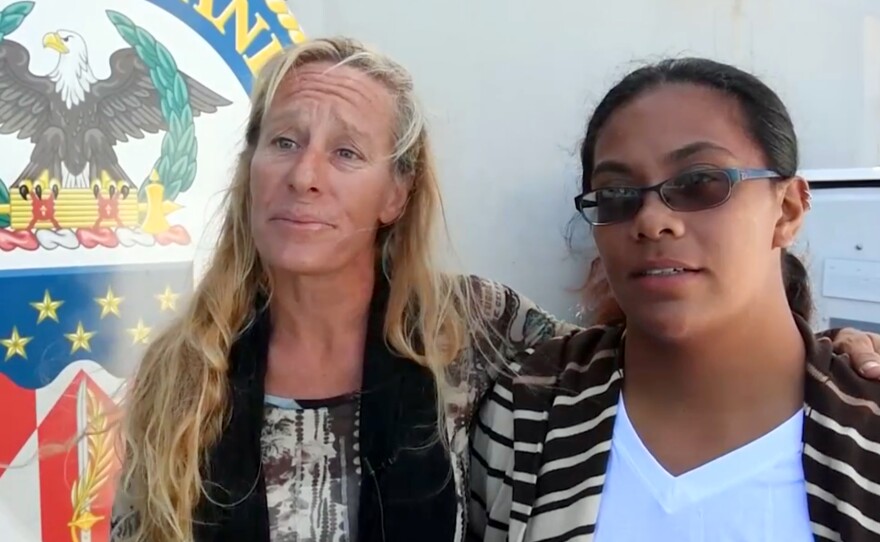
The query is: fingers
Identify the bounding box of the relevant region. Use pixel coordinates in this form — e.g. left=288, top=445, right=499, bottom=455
left=862, top=333, right=880, bottom=379
left=833, top=328, right=880, bottom=378
left=854, top=353, right=880, bottom=379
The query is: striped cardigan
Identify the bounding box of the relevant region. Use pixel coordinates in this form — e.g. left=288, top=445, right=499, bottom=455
left=469, top=316, right=880, bottom=542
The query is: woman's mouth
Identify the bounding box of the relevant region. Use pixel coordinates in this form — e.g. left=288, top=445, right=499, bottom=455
left=636, top=267, right=698, bottom=277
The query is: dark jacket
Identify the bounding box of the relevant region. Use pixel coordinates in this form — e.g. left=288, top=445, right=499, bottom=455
left=109, top=276, right=575, bottom=542
left=193, top=278, right=457, bottom=542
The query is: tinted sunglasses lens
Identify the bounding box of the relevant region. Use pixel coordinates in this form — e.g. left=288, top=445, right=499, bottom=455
left=661, top=170, right=732, bottom=211
left=583, top=188, right=642, bottom=224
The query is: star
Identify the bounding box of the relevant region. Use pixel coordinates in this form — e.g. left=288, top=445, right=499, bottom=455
left=95, top=286, right=124, bottom=319
left=1, top=327, right=32, bottom=361
left=30, top=289, right=64, bottom=324
left=127, top=319, right=151, bottom=345
left=65, top=322, right=96, bottom=354
left=155, top=285, right=180, bottom=312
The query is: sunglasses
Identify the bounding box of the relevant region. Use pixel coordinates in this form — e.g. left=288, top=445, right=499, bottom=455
left=574, top=168, right=782, bottom=226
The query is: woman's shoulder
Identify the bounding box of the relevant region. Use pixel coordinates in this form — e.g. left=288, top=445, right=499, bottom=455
left=803, top=340, right=880, bottom=532
left=806, top=338, right=880, bottom=427
left=507, top=322, right=624, bottom=382
left=460, top=274, right=581, bottom=347
left=441, top=275, right=580, bottom=417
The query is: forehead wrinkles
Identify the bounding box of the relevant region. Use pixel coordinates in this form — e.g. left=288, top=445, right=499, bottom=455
left=278, top=67, right=392, bottom=115
left=264, top=69, right=396, bottom=151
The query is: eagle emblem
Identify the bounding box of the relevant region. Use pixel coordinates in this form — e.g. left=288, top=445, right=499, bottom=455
left=0, top=0, right=308, bottom=540
left=0, top=1, right=231, bottom=251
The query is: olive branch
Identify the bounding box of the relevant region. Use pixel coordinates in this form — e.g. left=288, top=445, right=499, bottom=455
left=0, top=0, right=32, bottom=41
left=106, top=10, right=198, bottom=202
left=68, top=389, right=116, bottom=540
left=0, top=1, right=35, bottom=227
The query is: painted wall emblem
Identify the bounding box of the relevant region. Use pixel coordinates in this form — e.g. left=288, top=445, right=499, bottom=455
left=0, top=0, right=306, bottom=540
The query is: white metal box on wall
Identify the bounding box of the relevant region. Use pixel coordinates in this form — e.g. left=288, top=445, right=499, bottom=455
left=797, top=169, right=880, bottom=333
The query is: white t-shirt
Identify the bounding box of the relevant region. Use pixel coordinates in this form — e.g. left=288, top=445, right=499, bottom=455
left=594, top=397, right=813, bottom=542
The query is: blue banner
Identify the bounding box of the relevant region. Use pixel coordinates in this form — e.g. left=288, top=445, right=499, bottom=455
left=0, top=262, right=193, bottom=389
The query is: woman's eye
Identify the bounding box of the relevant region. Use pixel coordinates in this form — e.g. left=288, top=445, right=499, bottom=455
left=337, top=148, right=358, bottom=160
left=677, top=171, right=723, bottom=187
left=274, top=137, right=297, bottom=150
left=600, top=187, right=637, bottom=199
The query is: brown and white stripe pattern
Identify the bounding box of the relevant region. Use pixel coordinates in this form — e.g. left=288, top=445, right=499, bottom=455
left=469, top=318, right=880, bottom=542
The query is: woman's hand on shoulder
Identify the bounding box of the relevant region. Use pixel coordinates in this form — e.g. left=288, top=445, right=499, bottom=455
left=831, top=328, right=880, bottom=379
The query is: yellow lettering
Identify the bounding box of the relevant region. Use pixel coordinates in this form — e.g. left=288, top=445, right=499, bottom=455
left=244, top=35, right=283, bottom=75
left=193, top=0, right=270, bottom=54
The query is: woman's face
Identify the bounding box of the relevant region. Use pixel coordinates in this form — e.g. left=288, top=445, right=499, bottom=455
left=590, top=83, right=807, bottom=338
left=249, top=62, right=409, bottom=276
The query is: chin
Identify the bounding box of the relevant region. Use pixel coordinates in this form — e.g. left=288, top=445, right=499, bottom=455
left=622, top=303, right=706, bottom=342
left=262, top=250, right=343, bottom=276
left=263, top=240, right=377, bottom=277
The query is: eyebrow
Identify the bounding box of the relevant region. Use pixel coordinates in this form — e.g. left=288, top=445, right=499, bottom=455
left=329, top=109, right=372, bottom=143
left=591, top=160, right=633, bottom=178
left=264, top=107, right=373, bottom=144
left=262, top=109, right=307, bottom=132
left=666, top=141, right=735, bottom=162
left=591, top=140, right=736, bottom=179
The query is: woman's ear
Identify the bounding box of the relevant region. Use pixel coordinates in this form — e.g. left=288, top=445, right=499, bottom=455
left=379, top=173, right=413, bottom=225
left=773, top=176, right=810, bottom=249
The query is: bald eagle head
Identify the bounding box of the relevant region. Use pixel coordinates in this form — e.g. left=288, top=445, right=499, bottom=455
left=43, top=30, right=97, bottom=109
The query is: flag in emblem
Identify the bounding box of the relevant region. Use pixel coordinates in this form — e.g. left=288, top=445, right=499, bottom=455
left=0, top=263, right=192, bottom=541
left=0, top=0, right=308, bottom=538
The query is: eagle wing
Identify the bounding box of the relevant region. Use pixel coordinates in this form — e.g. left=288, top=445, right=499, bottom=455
left=0, top=40, right=55, bottom=142
left=89, top=48, right=233, bottom=144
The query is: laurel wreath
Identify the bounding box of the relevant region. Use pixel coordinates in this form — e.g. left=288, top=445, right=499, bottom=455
left=0, top=182, right=8, bottom=228
left=68, top=389, right=115, bottom=540
left=107, top=10, right=198, bottom=202
left=0, top=1, right=34, bottom=228
left=0, top=0, right=31, bottom=41
left=0, top=3, right=196, bottom=203
left=265, top=0, right=308, bottom=44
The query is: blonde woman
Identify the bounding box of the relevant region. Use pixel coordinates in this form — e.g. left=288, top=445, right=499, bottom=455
left=110, top=39, right=880, bottom=542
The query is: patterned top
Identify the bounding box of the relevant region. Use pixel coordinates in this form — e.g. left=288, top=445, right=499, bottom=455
left=469, top=318, right=880, bottom=542
left=110, top=276, right=577, bottom=542
left=262, top=394, right=361, bottom=542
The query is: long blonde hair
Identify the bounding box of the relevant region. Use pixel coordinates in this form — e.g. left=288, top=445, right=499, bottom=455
left=116, top=37, right=478, bottom=542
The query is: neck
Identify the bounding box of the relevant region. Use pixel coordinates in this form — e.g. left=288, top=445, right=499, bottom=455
left=625, top=298, right=805, bottom=411
left=621, top=294, right=807, bottom=474
left=626, top=293, right=804, bottom=431
left=265, top=259, right=378, bottom=399
left=272, top=266, right=376, bottom=342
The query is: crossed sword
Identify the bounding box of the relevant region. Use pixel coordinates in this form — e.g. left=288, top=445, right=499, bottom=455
left=75, top=379, right=93, bottom=542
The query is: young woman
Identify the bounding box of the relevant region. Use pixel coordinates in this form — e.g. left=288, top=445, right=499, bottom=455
left=470, top=58, right=880, bottom=541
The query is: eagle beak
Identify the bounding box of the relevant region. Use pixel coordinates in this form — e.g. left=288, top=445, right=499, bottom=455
left=42, top=32, right=68, bottom=54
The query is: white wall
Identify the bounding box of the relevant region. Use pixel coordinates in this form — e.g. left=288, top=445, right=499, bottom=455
left=286, top=0, right=880, bottom=320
